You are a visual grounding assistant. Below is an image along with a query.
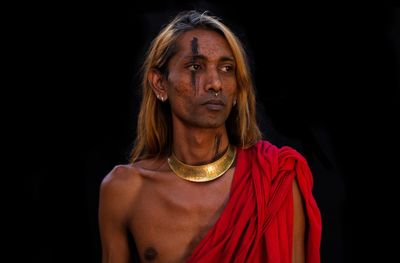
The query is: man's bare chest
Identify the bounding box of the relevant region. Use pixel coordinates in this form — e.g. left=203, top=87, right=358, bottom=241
left=129, top=169, right=234, bottom=262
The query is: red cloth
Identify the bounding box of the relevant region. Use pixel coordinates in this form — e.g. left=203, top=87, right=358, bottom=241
left=186, top=140, right=322, bottom=263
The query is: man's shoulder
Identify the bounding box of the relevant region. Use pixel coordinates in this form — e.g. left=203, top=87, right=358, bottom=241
left=100, top=164, right=142, bottom=196
left=241, top=140, right=310, bottom=181
left=242, top=140, right=278, bottom=155
left=102, top=164, right=139, bottom=184
left=247, top=140, right=303, bottom=157
left=100, top=158, right=168, bottom=190
left=242, top=140, right=307, bottom=167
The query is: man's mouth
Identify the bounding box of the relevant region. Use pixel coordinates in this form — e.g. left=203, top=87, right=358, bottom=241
left=202, top=99, right=225, bottom=110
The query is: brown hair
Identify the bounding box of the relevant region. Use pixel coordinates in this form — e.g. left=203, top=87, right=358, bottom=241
left=130, top=10, right=262, bottom=163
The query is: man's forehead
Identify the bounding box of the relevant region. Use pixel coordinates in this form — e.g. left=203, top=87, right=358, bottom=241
left=178, top=28, right=221, bottom=40
left=175, top=29, right=233, bottom=57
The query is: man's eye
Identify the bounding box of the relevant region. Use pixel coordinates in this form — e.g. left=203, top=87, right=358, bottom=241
left=188, top=64, right=201, bottom=71
left=220, top=65, right=233, bottom=72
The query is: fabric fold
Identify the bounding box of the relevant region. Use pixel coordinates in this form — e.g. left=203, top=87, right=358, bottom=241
left=186, top=140, right=322, bottom=263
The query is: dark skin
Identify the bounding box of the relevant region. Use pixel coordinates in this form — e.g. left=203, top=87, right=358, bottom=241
left=99, top=29, right=305, bottom=263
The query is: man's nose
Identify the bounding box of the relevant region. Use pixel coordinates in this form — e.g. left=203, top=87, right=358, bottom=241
left=204, top=67, right=222, bottom=93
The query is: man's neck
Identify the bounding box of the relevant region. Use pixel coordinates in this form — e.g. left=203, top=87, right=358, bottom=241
left=171, top=126, right=229, bottom=166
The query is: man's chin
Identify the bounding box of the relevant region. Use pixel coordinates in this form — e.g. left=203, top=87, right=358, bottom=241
left=197, top=119, right=227, bottom=129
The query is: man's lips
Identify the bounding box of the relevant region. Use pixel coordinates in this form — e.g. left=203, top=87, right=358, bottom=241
left=202, top=99, right=225, bottom=110
left=202, top=99, right=225, bottom=106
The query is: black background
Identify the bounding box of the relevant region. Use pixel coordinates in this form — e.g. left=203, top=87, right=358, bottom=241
left=18, top=1, right=399, bottom=262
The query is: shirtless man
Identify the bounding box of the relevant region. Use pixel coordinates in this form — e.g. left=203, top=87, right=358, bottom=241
left=99, top=10, right=321, bottom=263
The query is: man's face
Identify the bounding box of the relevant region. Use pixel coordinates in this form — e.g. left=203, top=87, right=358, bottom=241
left=165, top=29, right=237, bottom=129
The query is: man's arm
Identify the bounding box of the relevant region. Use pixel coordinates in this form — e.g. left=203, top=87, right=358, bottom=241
left=99, top=166, right=137, bottom=263
left=292, top=179, right=306, bottom=263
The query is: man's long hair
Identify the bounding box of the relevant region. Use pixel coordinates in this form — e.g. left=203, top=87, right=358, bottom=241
left=130, top=10, right=262, bottom=163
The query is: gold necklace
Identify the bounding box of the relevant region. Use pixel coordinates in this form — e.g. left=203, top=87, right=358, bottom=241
left=167, top=145, right=236, bottom=183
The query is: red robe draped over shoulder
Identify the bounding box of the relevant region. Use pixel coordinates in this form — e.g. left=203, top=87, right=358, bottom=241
left=186, top=140, right=322, bottom=263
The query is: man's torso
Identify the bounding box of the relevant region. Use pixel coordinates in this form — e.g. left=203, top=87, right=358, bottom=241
left=127, top=158, right=235, bottom=262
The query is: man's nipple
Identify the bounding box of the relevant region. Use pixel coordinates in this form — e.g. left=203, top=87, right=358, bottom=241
left=144, top=247, right=158, bottom=261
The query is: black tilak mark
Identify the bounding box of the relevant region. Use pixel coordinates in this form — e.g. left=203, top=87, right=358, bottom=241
left=190, top=37, right=199, bottom=95
left=144, top=247, right=158, bottom=261
left=213, top=134, right=222, bottom=161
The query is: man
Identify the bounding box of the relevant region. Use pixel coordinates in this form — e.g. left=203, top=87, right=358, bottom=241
left=99, top=10, right=321, bottom=263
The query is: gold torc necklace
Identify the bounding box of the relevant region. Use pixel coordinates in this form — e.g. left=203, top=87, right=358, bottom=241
left=167, top=144, right=236, bottom=183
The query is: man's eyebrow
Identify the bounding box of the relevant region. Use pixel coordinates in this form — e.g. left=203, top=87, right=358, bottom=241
left=183, top=54, right=206, bottom=61
left=219, top=56, right=235, bottom=63
left=184, top=54, right=235, bottom=63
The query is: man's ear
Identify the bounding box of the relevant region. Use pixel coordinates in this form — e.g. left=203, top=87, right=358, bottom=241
left=148, top=68, right=168, bottom=102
